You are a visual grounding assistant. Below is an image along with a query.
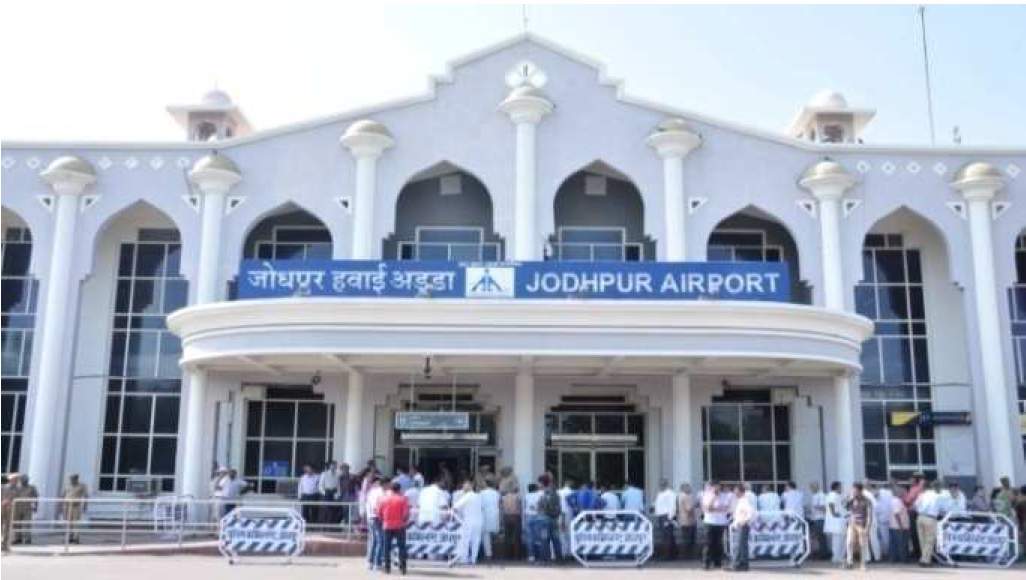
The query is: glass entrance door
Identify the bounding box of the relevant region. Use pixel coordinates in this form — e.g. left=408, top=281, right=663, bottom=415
left=595, top=451, right=626, bottom=489
left=547, top=448, right=641, bottom=490
left=416, top=447, right=473, bottom=485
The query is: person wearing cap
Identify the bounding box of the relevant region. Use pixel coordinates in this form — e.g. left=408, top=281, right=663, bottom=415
left=59, top=474, right=89, bottom=544
left=1, top=473, right=20, bottom=551
left=11, top=474, right=38, bottom=545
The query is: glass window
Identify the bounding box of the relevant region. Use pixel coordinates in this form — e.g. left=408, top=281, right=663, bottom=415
left=702, top=400, right=791, bottom=488
left=1009, top=235, right=1026, bottom=459
left=243, top=392, right=334, bottom=493
left=99, top=232, right=185, bottom=491
left=1, top=228, right=36, bottom=475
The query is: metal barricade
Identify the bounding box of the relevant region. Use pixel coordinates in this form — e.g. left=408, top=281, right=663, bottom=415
left=7, top=496, right=362, bottom=554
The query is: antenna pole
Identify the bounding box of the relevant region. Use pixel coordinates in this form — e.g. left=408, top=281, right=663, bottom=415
left=918, top=6, right=937, bottom=146
left=522, top=5, right=529, bottom=34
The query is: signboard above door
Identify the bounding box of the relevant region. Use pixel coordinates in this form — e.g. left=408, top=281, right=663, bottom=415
left=395, top=411, right=470, bottom=431
left=238, top=259, right=791, bottom=302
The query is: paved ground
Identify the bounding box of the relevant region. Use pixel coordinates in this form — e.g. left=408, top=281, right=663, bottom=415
left=2, top=555, right=1025, bottom=580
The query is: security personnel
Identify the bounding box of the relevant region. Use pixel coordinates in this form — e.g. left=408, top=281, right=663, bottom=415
left=1, top=473, right=20, bottom=551
left=60, top=474, right=89, bottom=543
left=12, top=474, right=38, bottom=545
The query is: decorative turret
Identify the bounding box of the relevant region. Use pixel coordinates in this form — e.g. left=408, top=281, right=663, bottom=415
left=167, top=89, right=252, bottom=142
left=788, top=90, right=875, bottom=144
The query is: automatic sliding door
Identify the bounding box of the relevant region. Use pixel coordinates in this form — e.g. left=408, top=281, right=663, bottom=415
left=595, top=451, right=626, bottom=489
left=560, top=451, right=591, bottom=486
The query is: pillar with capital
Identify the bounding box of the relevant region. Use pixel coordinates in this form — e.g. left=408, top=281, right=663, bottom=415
left=341, top=120, right=394, bottom=260
left=799, top=160, right=857, bottom=310
left=950, top=161, right=1018, bottom=485
left=513, top=368, right=535, bottom=487
left=500, top=85, right=553, bottom=261
left=25, top=156, right=96, bottom=498
left=646, top=118, right=701, bottom=261
left=180, top=154, right=242, bottom=499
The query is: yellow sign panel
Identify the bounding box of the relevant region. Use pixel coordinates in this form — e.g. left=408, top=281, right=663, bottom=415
left=890, top=411, right=921, bottom=427
left=1020, top=413, right=1026, bottom=433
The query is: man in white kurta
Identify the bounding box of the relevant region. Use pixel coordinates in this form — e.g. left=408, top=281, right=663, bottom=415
left=873, top=486, right=893, bottom=562
left=453, top=482, right=483, bottom=565
left=824, top=482, right=847, bottom=564
left=417, top=481, right=449, bottom=525
left=479, top=483, right=501, bottom=559
left=756, top=485, right=781, bottom=512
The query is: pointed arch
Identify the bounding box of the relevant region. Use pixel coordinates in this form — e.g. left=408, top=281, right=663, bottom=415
left=240, top=201, right=333, bottom=261
left=385, top=161, right=503, bottom=261
left=704, top=204, right=810, bottom=304
left=85, top=199, right=188, bottom=279
left=549, top=160, right=653, bottom=261
left=853, top=205, right=958, bottom=285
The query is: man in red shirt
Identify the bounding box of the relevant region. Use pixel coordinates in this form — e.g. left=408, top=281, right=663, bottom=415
left=377, top=482, right=411, bottom=574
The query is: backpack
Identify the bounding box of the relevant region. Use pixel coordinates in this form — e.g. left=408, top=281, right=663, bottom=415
left=541, top=489, right=562, bottom=518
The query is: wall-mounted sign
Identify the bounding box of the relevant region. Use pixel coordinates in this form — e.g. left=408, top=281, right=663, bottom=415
left=890, top=411, right=971, bottom=428
left=238, top=259, right=791, bottom=302
left=395, top=411, right=470, bottom=431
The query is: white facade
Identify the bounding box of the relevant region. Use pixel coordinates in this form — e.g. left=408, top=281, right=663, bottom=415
left=2, top=34, right=1025, bottom=502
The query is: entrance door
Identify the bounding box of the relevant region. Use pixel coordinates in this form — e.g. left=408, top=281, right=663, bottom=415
left=416, top=447, right=473, bottom=485
left=595, top=451, right=627, bottom=489
left=560, top=451, right=591, bottom=487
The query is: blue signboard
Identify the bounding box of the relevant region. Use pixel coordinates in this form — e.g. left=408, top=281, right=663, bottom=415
left=238, top=259, right=790, bottom=302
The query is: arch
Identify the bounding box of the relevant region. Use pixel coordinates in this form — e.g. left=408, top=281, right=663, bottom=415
left=384, top=161, right=503, bottom=261
left=549, top=160, right=653, bottom=261
left=240, top=202, right=333, bottom=261
left=704, top=205, right=810, bottom=304
left=84, top=199, right=189, bottom=280
left=853, top=206, right=957, bottom=285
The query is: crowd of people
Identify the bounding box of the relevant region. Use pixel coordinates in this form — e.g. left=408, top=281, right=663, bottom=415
left=349, top=463, right=1026, bottom=573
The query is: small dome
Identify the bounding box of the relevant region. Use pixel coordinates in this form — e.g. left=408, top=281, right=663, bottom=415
left=343, top=119, right=392, bottom=140
left=656, top=117, right=692, bottom=133
left=191, top=153, right=240, bottom=175
left=201, top=89, right=233, bottom=107
left=505, top=84, right=547, bottom=100
left=809, top=90, right=848, bottom=109
left=801, top=159, right=851, bottom=182
left=43, top=155, right=96, bottom=177
left=952, top=161, right=1002, bottom=184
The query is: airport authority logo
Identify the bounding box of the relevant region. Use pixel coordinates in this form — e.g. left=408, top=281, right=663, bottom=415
left=465, top=266, right=514, bottom=298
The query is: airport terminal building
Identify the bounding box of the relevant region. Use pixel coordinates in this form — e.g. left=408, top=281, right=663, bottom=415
left=2, top=34, right=1025, bottom=502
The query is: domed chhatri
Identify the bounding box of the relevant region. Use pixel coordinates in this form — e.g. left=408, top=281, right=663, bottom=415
left=499, top=83, right=554, bottom=125
left=191, top=153, right=241, bottom=176
left=201, top=89, right=234, bottom=107
left=342, top=119, right=393, bottom=140
left=188, top=153, right=242, bottom=191
left=340, top=119, right=395, bottom=156
left=646, top=117, right=702, bottom=158
left=39, top=155, right=97, bottom=191
left=952, top=161, right=1004, bottom=185
left=808, top=89, right=849, bottom=110
left=801, top=159, right=851, bottom=182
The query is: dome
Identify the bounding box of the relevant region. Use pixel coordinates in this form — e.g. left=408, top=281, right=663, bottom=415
left=800, top=159, right=852, bottom=182
left=342, top=119, right=392, bottom=140
left=655, top=117, right=692, bottom=133
left=191, top=153, right=240, bottom=176
left=42, top=155, right=96, bottom=178
left=809, top=90, right=848, bottom=109
left=952, top=161, right=1002, bottom=184
left=505, top=84, right=547, bottom=100
left=201, top=89, right=233, bottom=107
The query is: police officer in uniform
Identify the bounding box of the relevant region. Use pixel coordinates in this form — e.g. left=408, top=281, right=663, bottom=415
left=60, top=474, right=90, bottom=543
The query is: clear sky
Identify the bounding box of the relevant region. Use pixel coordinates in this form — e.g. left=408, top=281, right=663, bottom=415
left=2, top=2, right=1023, bottom=146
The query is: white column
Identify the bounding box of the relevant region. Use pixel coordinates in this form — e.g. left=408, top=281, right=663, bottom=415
left=646, top=118, right=701, bottom=261
left=340, top=120, right=394, bottom=260
left=671, top=373, right=693, bottom=487
left=25, top=166, right=92, bottom=495
left=799, top=161, right=857, bottom=310
left=24, top=158, right=95, bottom=496
left=343, top=370, right=365, bottom=468
left=513, top=370, right=535, bottom=486
left=662, top=158, right=686, bottom=261
left=834, top=373, right=857, bottom=486
left=953, top=165, right=1016, bottom=484
left=351, top=156, right=378, bottom=259
left=513, top=122, right=538, bottom=261
left=188, top=154, right=241, bottom=303
left=195, top=191, right=226, bottom=303
left=500, top=86, right=552, bottom=261
left=180, top=368, right=209, bottom=498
